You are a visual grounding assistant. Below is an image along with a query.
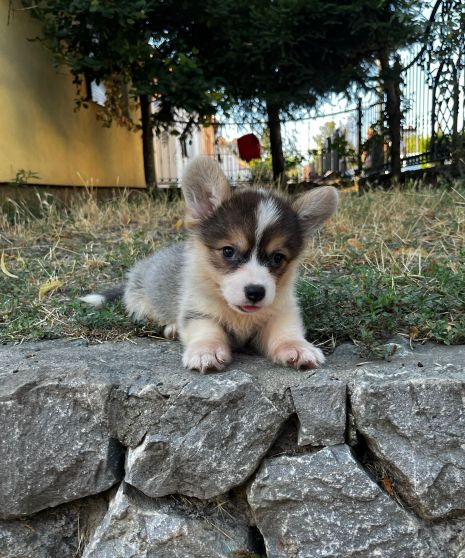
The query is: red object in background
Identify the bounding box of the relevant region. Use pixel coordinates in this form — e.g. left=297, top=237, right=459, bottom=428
left=237, top=133, right=261, bottom=162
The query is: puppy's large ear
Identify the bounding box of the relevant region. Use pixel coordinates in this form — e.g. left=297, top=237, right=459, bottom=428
left=182, top=156, right=231, bottom=227
left=292, top=186, right=339, bottom=237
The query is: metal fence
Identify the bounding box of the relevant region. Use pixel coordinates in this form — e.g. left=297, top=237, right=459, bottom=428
left=155, top=1, right=464, bottom=186
left=310, top=1, right=465, bottom=179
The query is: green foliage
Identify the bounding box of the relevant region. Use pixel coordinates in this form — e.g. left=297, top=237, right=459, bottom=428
left=199, top=0, right=425, bottom=112
left=428, top=0, right=465, bottom=72
left=311, top=121, right=356, bottom=167
left=9, top=169, right=41, bottom=186
left=27, top=0, right=227, bottom=135
left=27, top=0, right=427, bottom=135
left=249, top=153, right=303, bottom=183
left=314, top=121, right=337, bottom=151
left=403, top=133, right=430, bottom=156
left=249, top=158, right=274, bottom=183
left=298, top=257, right=465, bottom=357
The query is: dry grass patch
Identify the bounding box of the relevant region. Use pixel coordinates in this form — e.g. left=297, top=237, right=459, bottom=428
left=1, top=190, right=185, bottom=343
left=1, top=182, right=465, bottom=355
left=306, top=184, right=465, bottom=274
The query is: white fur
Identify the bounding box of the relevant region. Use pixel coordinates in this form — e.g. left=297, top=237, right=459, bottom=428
left=255, top=197, right=281, bottom=242
left=179, top=241, right=274, bottom=349
left=180, top=314, right=231, bottom=373
left=163, top=323, right=178, bottom=339
left=78, top=294, right=106, bottom=308
left=272, top=341, right=325, bottom=368
left=255, top=287, right=325, bottom=369
left=220, top=255, right=276, bottom=311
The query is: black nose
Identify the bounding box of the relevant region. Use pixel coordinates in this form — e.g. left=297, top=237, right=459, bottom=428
left=245, top=284, right=266, bottom=303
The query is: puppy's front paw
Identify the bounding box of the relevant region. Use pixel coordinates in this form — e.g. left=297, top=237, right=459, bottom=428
left=182, top=342, right=232, bottom=373
left=271, top=340, right=325, bottom=370
left=163, top=323, right=178, bottom=340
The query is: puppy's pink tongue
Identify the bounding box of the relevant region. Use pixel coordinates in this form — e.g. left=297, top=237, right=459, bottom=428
left=241, top=305, right=260, bottom=313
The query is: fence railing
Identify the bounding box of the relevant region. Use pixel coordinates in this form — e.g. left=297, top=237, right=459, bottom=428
left=308, top=2, right=465, bottom=180
left=155, top=1, right=464, bottom=188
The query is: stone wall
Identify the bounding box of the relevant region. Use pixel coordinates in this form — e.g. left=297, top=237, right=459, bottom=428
left=1, top=338, right=465, bottom=557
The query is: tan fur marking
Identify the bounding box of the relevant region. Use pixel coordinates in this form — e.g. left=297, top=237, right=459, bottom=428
left=180, top=239, right=277, bottom=345
left=207, top=228, right=251, bottom=253
left=263, top=235, right=291, bottom=257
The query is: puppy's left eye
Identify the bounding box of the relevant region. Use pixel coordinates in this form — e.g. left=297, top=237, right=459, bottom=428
left=270, top=252, right=285, bottom=266
left=222, top=246, right=236, bottom=259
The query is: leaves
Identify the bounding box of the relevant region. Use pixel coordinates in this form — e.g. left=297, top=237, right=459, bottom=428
left=28, top=0, right=427, bottom=133
left=28, top=0, right=224, bottom=134
left=347, top=238, right=363, bottom=251
left=38, top=279, right=64, bottom=300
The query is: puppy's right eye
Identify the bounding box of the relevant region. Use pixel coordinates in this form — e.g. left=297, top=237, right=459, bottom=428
left=222, top=246, right=235, bottom=259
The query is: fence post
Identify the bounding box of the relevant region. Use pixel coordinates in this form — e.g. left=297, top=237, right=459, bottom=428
left=357, top=97, right=363, bottom=174
left=452, top=65, right=461, bottom=167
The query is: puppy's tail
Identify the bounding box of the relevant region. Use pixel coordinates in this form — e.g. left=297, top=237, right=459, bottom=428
left=79, top=284, right=125, bottom=308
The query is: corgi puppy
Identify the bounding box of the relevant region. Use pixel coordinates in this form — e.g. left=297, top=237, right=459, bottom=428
left=80, top=156, right=338, bottom=373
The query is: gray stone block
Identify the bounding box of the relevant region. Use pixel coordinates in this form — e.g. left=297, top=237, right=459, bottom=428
left=125, top=371, right=287, bottom=499
left=351, top=376, right=465, bottom=519
left=291, top=377, right=346, bottom=446
left=0, top=379, right=123, bottom=519
left=0, top=493, right=109, bottom=558
left=0, top=339, right=296, bottom=517
left=82, top=483, right=255, bottom=558
left=247, top=445, right=433, bottom=557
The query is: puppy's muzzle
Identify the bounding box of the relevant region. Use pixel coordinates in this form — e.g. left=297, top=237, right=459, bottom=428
left=244, top=284, right=266, bottom=303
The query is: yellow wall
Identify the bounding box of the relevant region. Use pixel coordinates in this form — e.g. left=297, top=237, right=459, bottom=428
left=0, top=0, right=146, bottom=187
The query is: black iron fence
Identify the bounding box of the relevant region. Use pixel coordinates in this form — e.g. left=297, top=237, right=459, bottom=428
left=309, top=1, right=465, bottom=180
left=155, top=2, right=464, bottom=186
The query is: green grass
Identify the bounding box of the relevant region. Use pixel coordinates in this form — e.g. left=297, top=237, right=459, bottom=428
left=298, top=257, right=465, bottom=357
left=1, top=182, right=465, bottom=357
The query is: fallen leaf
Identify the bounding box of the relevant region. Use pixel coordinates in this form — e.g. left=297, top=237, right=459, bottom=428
left=174, top=218, right=184, bottom=231
left=408, top=325, right=419, bottom=340
left=39, top=279, right=64, bottom=300
left=347, top=238, right=362, bottom=251
left=0, top=252, right=18, bottom=278
left=381, top=477, right=395, bottom=497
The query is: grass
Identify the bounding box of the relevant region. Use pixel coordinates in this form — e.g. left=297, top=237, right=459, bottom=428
left=1, top=190, right=185, bottom=343
left=300, top=182, right=465, bottom=355
left=1, top=182, right=465, bottom=357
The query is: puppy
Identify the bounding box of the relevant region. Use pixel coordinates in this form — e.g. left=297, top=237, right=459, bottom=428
left=80, top=156, right=338, bottom=373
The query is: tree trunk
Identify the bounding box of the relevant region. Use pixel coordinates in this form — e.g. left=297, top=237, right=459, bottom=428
left=140, top=94, right=157, bottom=191
left=379, top=51, right=402, bottom=183
left=266, top=101, right=285, bottom=185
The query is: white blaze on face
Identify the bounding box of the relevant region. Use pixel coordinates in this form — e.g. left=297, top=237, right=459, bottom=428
left=220, top=196, right=281, bottom=311
left=255, top=196, right=281, bottom=243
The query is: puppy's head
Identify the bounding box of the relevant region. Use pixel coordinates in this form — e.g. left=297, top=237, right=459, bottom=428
left=182, top=157, right=338, bottom=314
